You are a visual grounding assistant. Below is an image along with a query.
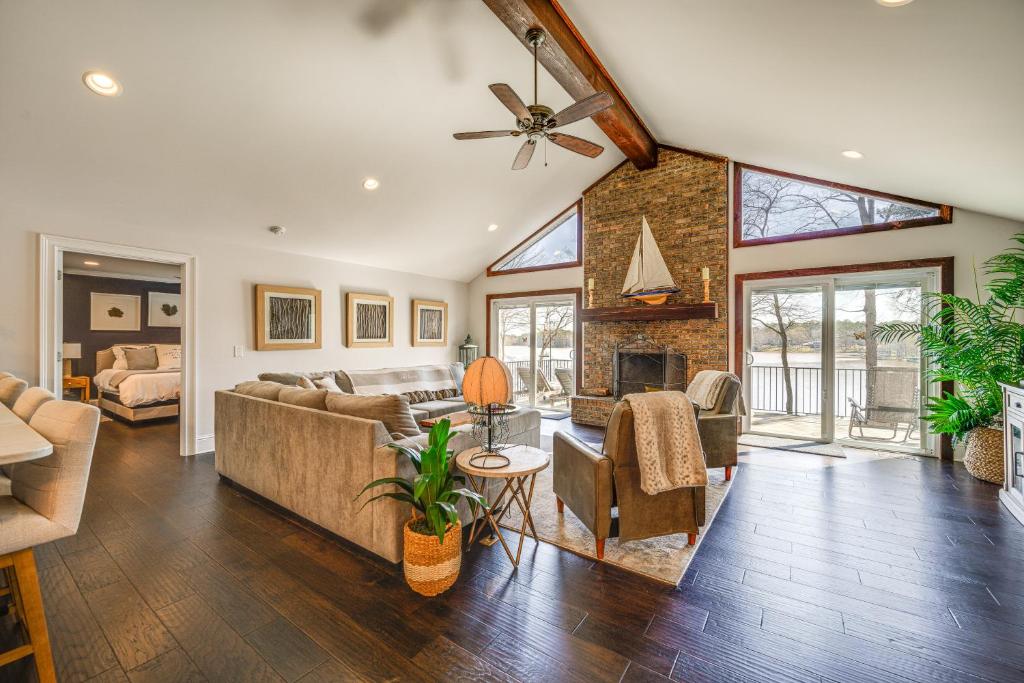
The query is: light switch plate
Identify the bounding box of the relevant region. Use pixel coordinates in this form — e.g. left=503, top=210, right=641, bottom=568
left=233, top=345, right=244, bottom=358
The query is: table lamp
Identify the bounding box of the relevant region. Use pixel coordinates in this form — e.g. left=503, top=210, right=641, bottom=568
left=62, top=343, right=82, bottom=377
left=463, top=356, right=513, bottom=468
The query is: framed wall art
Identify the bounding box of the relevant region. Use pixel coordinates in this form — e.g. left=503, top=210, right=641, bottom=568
left=346, top=292, right=394, bottom=348
left=412, top=299, right=448, bottom=347
left=148, top=291, right=182, bottom=327
left=255, top=284, right=322, bottom=351
left=90, top=293, right=141, bottom=331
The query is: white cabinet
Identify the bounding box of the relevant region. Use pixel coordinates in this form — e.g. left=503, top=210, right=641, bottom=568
left=1001, top=384, right=1024, bottom=526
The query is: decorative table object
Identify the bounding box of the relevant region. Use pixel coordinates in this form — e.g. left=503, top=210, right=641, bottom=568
left=462, top=356, right=515, bottom=469
left=455, top=444, right=550, bottom=567
left=458, top=334, right=479, bottom=367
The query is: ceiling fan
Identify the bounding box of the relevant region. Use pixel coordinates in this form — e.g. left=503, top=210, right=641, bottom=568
left=453, top=28, right=613, bottom=170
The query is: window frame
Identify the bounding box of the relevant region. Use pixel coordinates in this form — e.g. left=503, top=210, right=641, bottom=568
left=486, top=199, right=583, bottom=277
left=732, top=163, right=953, bottom=249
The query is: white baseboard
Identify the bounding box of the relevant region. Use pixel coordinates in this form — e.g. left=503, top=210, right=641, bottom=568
left=194, top=433, right=215, bottom=455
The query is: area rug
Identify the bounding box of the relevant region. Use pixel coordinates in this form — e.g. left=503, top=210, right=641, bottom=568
left=738, top=434, right=846, bottom=457
left=501, top=466, right=733, bottom=586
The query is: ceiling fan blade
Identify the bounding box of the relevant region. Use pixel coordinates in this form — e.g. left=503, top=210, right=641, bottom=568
left=512, top=138, right=537, bottom=170
left=489, top=83, right=533, bottom=126
left=547, top=132, right=604, bottom=158
left=453, top=130, right=519, bottom=140
left=549, top=92, right=614, bottom=128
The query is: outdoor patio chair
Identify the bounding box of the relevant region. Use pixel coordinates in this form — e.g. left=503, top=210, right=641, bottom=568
left=847, top=366, right=919, bottom=442
left=516, top=366, right=566, bottom=408
left=554, top=368, right=575, bottom=403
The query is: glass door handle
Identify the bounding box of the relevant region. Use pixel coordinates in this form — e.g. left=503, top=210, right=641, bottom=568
left=744, top=351, right=754, bottom=366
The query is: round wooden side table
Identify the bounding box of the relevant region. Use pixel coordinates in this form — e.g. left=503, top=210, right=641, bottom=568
left=455, top=444, right=550, bottom=567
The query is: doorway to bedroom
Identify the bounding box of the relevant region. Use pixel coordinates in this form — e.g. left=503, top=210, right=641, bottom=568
left=39, top=235, right=197, bottom=456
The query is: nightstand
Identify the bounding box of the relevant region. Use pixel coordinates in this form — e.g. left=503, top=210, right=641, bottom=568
left=63, top=375, right=90, bottom=403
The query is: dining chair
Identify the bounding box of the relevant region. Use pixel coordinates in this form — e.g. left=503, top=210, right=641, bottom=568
left=0, top=400, right=99, bottom=682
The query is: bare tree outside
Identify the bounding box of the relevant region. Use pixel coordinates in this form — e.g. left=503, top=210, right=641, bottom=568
left=750, top=291, right=821, bottom=414
left=740, top=168, right=937, bottom=242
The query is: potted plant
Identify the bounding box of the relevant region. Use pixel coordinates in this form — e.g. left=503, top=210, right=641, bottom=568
left=357, top=418, right=487, bottom=596
left=876, top=234, right=1024, bottom=483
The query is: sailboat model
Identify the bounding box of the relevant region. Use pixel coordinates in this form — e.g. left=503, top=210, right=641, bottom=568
left=621, top=215, right=680, bottom=305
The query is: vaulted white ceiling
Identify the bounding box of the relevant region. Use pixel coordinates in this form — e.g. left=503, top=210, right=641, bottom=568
left=0, top=0, right=620, bottom=282
left=2, top=1, right=1021, bottom=284
left=561, top=0, right=1024, bottom=224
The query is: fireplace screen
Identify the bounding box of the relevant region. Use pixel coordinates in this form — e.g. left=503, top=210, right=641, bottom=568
left=613, top=335, right=687, bottom=399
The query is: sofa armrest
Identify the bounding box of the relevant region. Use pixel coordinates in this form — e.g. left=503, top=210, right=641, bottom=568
left=698, top=413, right=739, bottom=470
left=552, top=432, right=614, bottom=539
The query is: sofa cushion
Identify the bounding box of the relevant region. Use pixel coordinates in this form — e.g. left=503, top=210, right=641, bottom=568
left=278, top=387, right=329, bottom=411
left=441, top=395, right=466, bottom=403
left=326, top=393, right=420, bottom=437
left=410, top=408, right=429, bottom=424
left=410, top=399, right=466, bottom=419
left=233, top=381, right=286, bottom=401
left=297, top=376, right=317, bottom=389
left=257, top=371, right=334, bottom=386
left=314, top=375, right=344, bottom=393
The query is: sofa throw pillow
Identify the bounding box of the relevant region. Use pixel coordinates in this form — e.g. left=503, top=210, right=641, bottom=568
left=449, top=362, right=465, bottom=392
left=154, top=344, right=182, bottom=370
left=297, top=376, right=317, bottom=390
left=233, top=381, right=286, bottom=401
left=325, top=393, right=421, bottom=437
left=111, top=345, right=146, bottom=370
left=314, top=375, right=344, bottom=393
left=278, top=387, right=329, bottom=411
left=125, top=346, right=159, bottom=370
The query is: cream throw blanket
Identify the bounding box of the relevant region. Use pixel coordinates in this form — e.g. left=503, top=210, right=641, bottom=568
left=623, top=391, right=707, bottom=495
left=687, top=370, right=746, bottom=415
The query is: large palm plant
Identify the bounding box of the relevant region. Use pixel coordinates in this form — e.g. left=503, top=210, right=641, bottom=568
left=875, top=234, right=1024, bottom=439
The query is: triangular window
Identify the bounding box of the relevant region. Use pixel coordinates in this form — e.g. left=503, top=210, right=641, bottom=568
left=735, top=164, right=951, bottom=247
left=489, top=202, right=581, bottom=275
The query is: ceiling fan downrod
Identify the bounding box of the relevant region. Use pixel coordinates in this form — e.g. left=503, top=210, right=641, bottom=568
left=526, top=28, right=544, bottom=107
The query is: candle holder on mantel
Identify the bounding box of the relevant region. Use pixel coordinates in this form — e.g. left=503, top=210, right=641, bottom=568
left=701, top=266, right=711, bottom=303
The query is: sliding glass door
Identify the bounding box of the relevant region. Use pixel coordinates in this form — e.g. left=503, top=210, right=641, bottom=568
left=743, top=268, right=934, bottom=453
left=492, top=294, right=575, bottom=413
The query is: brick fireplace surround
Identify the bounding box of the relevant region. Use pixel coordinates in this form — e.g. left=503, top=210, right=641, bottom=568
left=572, top=147, right=730, bottom=425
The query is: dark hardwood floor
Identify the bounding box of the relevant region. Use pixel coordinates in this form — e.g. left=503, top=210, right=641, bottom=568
left=3, top=418, right=1024, bottom=682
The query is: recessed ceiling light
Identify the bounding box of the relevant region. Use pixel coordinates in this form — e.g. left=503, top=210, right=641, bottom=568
left=876, top=0, right=914, bottom=6
left=83, top=260, right=100, bottom=266
left=82, top=70, right=122, bottom=97
left=487, top=224, right=498, bottom=232
left=841, top=150, right=864, bottom=159
left=362, top=177, right=380, bottom=191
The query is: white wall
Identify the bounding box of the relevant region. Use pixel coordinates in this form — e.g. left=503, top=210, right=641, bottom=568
left=0, top=213, right=468, bottom=452
left=467, top=266, right=583, bottom=355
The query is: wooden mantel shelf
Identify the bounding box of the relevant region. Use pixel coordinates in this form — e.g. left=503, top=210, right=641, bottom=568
left=580, top=302, right=718, bottom=323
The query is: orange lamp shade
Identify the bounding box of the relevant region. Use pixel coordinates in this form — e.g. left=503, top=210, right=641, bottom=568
left=462, top=356, right=512, bottom=406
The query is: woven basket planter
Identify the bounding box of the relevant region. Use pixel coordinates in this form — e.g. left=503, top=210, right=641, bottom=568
left=963, top=427, right=1004, bottom=485
left=403, top=519, right=461, bottom=597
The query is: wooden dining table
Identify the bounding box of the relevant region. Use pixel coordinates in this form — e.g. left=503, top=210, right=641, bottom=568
left=0, top=403, right=53, bottom=466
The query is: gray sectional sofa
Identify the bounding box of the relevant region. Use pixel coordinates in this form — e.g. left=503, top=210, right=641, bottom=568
left=214, top=362, right=541, bottom=563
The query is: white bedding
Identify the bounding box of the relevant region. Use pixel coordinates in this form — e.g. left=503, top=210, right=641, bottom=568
left=94, top=369, right=181, bottom=407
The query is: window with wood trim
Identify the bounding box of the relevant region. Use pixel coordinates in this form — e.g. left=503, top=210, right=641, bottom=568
left=734, top=164, right=952, bottom=248
left=487, top=201, right=582, bottom=276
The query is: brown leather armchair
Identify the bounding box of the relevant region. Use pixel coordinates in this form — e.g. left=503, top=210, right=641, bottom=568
left=694, top=374, right=742, bottom=482
left=553, top=401, right=706, bottom=560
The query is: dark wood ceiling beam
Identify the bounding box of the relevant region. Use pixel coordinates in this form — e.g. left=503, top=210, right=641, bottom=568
left=483, top=0, right=658, bottom=170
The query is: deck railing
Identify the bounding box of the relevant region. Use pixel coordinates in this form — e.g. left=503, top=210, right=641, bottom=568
left=504, top=359, right=573, bottom=395
left=749, top=365, right=916, bottom=417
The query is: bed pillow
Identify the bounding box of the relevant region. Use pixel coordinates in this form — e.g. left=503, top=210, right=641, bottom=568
left=278, top=387, right=329, bottom=411
left=297, top=376, right=317, bottom=390
left=325, top=393, right=421, bottom=437
left=111, top=345, right=147, bottom=370
left=125, top=346, right=159, bottom=370
left=154, top=344, right=182, bottom=370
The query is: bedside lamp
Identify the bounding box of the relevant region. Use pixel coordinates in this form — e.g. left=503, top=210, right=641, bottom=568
left=62, top=343, right=82, bottom=377
left=463, top=356, right=513, bottom=468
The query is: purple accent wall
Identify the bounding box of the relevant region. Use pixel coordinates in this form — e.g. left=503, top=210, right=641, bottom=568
left=63, top=274, right=181, bottom=382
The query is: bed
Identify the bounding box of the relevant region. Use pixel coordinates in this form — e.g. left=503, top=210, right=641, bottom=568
left=94, top=346, right=181, bottom=423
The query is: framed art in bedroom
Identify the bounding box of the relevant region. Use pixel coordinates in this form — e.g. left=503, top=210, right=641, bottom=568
left=90, top=292, right=141, bottom=331
left=255, top=284, right=322, bottom=351
left=346, top=292, right=394, bottom=348
left=412, top=299, right=448, bottom=347
left=148, top=291, right=182, bottom=327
